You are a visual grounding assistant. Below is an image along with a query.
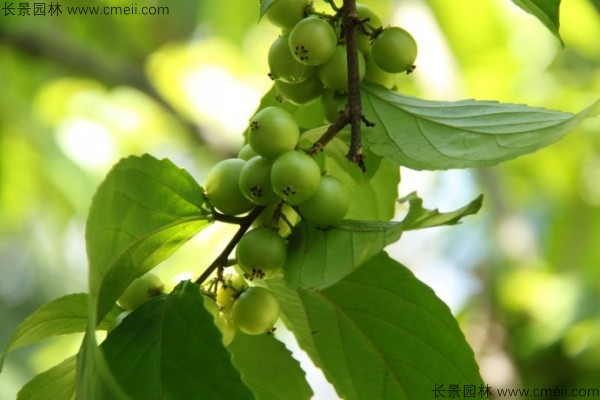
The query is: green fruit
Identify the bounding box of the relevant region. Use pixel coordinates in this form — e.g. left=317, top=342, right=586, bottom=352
left=117, top=273, right=164, bottom=311
left=268, top=35, right=316, bottom=83
left=238, top=143, right=258, bottom=160
left=215, top=313, right=236, bottom=346
left=372, top=27, right=417, bottom=73
left=298, top=175, right=349, bottom=226
left=203, top=295, right=237, bottom=346
left=216, top=272, right=248, bottom=312
left=356, top=3, right=382, bottom=54
left=364, top=56, right=396, bottom=89
left=265, top=0, right=308, bottom=29
left=318, top=45, right=366, bottom=91
left=357, top=3, right=382, bottom=29
left=236, top=227, right=287, bottom=278
left=275, top=75, right=324, bottom=105
left=248, top=107, right=300, bottom=159
left=202, top=295, right=220, bottom=319
left=239, top=156, right=280, bottom=205
left=231, top=287, right=280, bottom=335
left=321, top=89, right=347, bottom=123
left=205, top=158, right=255, bottom=216
left=271, top=151, right=321, bottom=205
left=254, top=202, right=300, bottom=236
left=288, top=16, right=337, bottom=66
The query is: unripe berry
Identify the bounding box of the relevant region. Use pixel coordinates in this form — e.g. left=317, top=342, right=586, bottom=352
left=288, top=16, right=337, bottom=66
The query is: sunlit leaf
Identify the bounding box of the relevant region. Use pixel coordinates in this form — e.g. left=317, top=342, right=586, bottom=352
left=285, top=220, right=403, bottom=289
left=260, top=0, right=278, bottom=19
left=17, top=355, right=77, bottom=400
left=273, top=253, right=483, bottom=400
left=361, top=83, right=600, bottom=170
left=228, top=332, right=313, bottom=400
left=0, top=293, right=120, bottom=371
left=101, top=281, right=253, bottom=399
left=85, top=154, right=210, bottom=323
left=285, top=192, right=481, bottom=289
left=511, top=0, right=563, bottom=45
left=399, top=192, right=483, bottom=230
left=329, top=157, right=400, bottom=220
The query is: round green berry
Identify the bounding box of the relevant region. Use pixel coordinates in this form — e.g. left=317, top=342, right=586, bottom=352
left=372, top=27, right=417, bottom=73
left=231, top=287, right=281, bottom=335
left=318, top=45, right=366, bottom=91
left=268, top=35, right=316, bottom=83
left=239, top=156, right=280, bottom=205
left=298, top=175, right=349, bottom=226
left=288, top=16, right=337, bottom=66
left=117, top=273, right=164, bottom=311
left=248, top=107, right=300, bottom=159
left=238, top=143, right=258, bottom=160
left=275, top=75, right=324, bottom=105
left=206, top=159, right=255, bottom=216
left=271, top=151, right=321, bottom=205
left=236, top=227, right=287, bottom=278
left=265, top=0, right=309, bottom=29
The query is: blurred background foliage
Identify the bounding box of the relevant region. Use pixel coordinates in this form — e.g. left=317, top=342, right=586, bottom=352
left=1, top=0, right=599, bottom=398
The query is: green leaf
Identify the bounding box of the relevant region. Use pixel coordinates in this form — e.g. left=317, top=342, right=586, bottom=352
left=285, top=192, right=481, bottom=289
left=227, top=332, right=313, bottom=400
left=259, top=0, right=278, bottom=19
left=0, top=293, right=121, bottom=371
left=511, top=0, right=563, bottom=45
left=101, top=281, right=253, bottom=399
left=323, top=133, right=383, bottom=184
left=361, top=83, right=600, bottom=170
left=329, top=157, right=400, bottom=220
left=399, top=192, right=483, bottom=231
left=17, top=355, right=77, bottom=400
left=85, top=154, right=210, bottom=323
left=284, top=220, right=403, bottom=289
left=274, top=253, right=483, bottom=400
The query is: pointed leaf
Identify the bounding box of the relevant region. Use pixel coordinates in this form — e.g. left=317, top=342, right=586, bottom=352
left=300, top=127, right=397, bottom=216
left=284, top=220, right=403, bottom=289
left=511, top=0, right=563, bottom=45
left=101, top=281, right=253, bottom=399
left=361, top=83, right=600, bottom=170
left=259, top=0, right=278, bottom=19
left=85, top=154, right=210, bottom=323
left=399, top=192, right=483, bottom=231
left=274, top=253, right=483, bottom=400
left=0, top=293, right=120, bottom=371
left=228, top=332, right=313, bottom=400
left=17, top=356, right=77, bottom=400
left=284, top=193, right=481, bottom=289
left=329, top=157, right=400, bottom=220
left=76, top=330, right=132, bottom=400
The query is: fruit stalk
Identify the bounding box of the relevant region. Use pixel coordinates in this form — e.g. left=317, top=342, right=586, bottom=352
left=195, top=206, right=266, bottom=285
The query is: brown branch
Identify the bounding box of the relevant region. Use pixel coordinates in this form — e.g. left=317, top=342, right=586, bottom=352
left=341, top=0, right=365, bottom=171
left=308, top=0, right=367, bottom=171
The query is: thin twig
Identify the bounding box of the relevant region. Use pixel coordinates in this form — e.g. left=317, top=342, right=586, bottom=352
left=195, top=206, right=265, bottom=285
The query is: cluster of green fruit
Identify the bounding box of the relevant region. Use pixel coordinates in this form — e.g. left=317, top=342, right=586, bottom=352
left=199, top=102, right=352, bottom=342
left=265, top=0, right=417, bottom=116
left=203, top=273, right=280, bottom=345
left=114, top=0, right=417, bottom=344
left=206, top=106, right=350, bottom=229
